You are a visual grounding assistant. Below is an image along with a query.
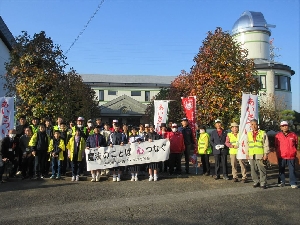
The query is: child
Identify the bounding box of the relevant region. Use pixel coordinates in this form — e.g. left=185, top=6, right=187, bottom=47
left=127, top=127, right=143, bottom=181
left=86, top=127, right=106, bottom=182
left=147, top=125, right=160, bottom=181
left=48, top=130, right=65, bottom=179
left=67, top=128, right=86, bottom=181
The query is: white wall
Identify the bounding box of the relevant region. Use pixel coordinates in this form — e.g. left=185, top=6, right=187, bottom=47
left=0, top=38, right=10, bottom=97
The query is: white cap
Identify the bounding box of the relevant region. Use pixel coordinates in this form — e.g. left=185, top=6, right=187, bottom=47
left=214, top=119, right=222, bottom=124
left=113, top=119, right=118, bottom=123
left=77, top=117, right=84, bottom=121
left=280, top=121, right=288, bottom=126
left=145, top=124, right=150, bottom=127
left=172, top=123, right=178, bottom=127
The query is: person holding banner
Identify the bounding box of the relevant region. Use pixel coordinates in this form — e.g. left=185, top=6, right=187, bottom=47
left=197, top=125, right=211, bottom=176
left=179, top=118, right=195, bottom=174
left=245, top=119, right=269, bottom=189
left=210, top=119, right=229, bottom=180
left=147, top=125, right=160, bottom=181
left=158, top=123, right=169, bottom=173
left=225, top=123, right=247, bottom=183
left=100, top=122, right=111, bottom=176
left=86, top=127, right=106, bottom=182
left=108, top=123, right=125, bottom=182
left=128, top=127, right=143, bottom=181
left=168, top=123, right=185, bottom=176
left=275, top=121, right=298, bottom=189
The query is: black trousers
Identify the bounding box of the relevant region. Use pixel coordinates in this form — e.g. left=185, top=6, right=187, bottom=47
left=214, top=154, right=228, bottom=177
left=34, top=151, right=48, bottom=176
left=22, top=155, right=34, bottom=177
left=169, top=153, right=182, bottom=175
left=183, top=144, right=193, bottom=173
left=200, top=154, right=210, bottom=174
left=61, top=150, right=68, bottom=175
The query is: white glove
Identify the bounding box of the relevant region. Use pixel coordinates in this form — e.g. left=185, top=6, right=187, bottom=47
left=219, top=144, right=224, bottom=149
left=215, top=145, right=220, bottom=150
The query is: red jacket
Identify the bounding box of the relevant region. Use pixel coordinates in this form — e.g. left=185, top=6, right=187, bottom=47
left=168, top=131, right=185, bottom=153
left=275, top=131, right=298, bottom=159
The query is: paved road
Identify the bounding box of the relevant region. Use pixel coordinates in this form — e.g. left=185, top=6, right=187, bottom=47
left=0, top=164, right=299, bottom=225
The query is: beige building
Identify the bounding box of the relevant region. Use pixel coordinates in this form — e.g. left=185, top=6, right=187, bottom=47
left=80, top=74, right=175, bottom=126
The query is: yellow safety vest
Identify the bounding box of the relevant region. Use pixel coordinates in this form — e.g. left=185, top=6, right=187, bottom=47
left=247, top=130, right=265, bottom=155
left=197, top=133, right=212, bottom=154
left=227, top=133, right=239, bottom=155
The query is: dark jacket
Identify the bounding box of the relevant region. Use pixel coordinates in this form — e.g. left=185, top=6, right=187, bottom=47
left=108, top=132, right=125, bottom=145
left=19, top=135, right=32, bottom=155
left=1, top=136, right=20, bottom=160
left=179, top=126, right=195, bottom=146
left=16, top=123, right=29, bottom=138
left=210, top=129, right=228, bottom=155
left=86, top=133, right=107, bottom=148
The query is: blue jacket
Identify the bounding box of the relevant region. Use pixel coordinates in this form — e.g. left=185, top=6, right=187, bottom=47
left=209, top=129, right=229, bottom=155
left=86, top=134, right=107, bottom=148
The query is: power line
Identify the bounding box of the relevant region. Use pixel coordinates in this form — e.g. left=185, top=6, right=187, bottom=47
left=65, top=0, right=105, bottom=55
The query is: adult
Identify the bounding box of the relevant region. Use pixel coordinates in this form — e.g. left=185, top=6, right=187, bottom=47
left=275, top=121, right=298, bottom=189
left=210, top=119, right=229, bottom=180
left=1, top=129, right=20, bottom=178
left=72, top=117, right=88, bottom=140
left=197, top=125, right=212, bottom=176
left=225, top=122, right=247, bottom=182
left=95, top=118, right=104, bottom=131
left=16, top=115, right=29, bottom=138
left=245, top=119, right=269, bottom=189
left=30, top=117, right=40, bottom=134
left=168, top=123, right=185, bottom=176
left=179, top=118, right=195, bottom=174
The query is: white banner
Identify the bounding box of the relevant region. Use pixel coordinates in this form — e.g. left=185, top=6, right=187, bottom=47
left=86, top=139, right=170, bottom=171
left=237, top=94, right=259, bottom=159
left=153, top=100, right=169, bottom=132
left=0, top=97, right=14, bottom=140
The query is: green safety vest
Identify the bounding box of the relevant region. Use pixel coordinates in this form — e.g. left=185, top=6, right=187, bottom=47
left=197, top=133, right=212, bottom=154
left=228, top=133, right=239, bottom=155
left=30, top=125, right=39, bottom=134
left=247, top=130, right=265, bottom=155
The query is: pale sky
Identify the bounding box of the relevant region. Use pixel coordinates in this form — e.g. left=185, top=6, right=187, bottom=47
left=0, top=0, right=299, bottom=111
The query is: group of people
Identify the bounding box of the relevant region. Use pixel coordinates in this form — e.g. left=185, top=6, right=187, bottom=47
left=198, top=119, right=298, bottom=189
left=0, top=115, right=298, bottom=189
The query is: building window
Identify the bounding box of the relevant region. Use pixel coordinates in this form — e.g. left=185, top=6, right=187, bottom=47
left=99, top=90, right=104, bottom=101
left=288, top=77, right=291, bottom=91
left=131, top=91, right=141, bottom=96
left=280, top=76, right=288, bottom=90
left=108, top=90, right=117, bottom=95
left=275, top=76, right=279, bottom=89
left=145, top=91, right=150, bottom=101
left=255, top=75, right=266, bottom=89
left=260, top=75, right=266, bottom=89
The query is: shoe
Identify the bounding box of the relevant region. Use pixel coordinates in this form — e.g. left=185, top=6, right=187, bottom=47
left=203, top=172, right=210, bottom=176
left=112, top=177, right=117, bottom=182
left=149, top=176, right=153, bottom=181
left=253, top=183, right=260, bottom=188
left=50, top=175, right=56, bottom=179
left=71, top=176, right=75, bottom=182
left=278, top=183, right=285, bottom=187
left=91, top=178, right=96, bottom=182
left=96, top=175, right=100, bottom=182
left=291, top=185, right=298, bottom=189
left=260, top=185, right=267, bottom=189
left=154, top=176, right=158, bottom=181
left=135, top=176, right=139, bottom=181
left=131, top=177, right=135, bottom=181
left=223, top=176, right=230, bottom=180
left=214, top=175, right=220, bottom=180
left=242, top=178, right=248, bottom=183
left=233, top=178, right=239, bottom=182
left=117, top=177, right=121, bottom=182
left=16, top=171, right=22, bottom=175
left=56, top=176, right=61, bottom=180
left=75, top=175, right=79, bottom=181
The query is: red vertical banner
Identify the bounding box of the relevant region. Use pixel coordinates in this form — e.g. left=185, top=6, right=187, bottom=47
left=181, top=96, right=197, bottom=154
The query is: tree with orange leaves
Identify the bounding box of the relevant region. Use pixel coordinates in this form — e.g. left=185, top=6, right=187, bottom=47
left=171, top=27, right=259, bottom=127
